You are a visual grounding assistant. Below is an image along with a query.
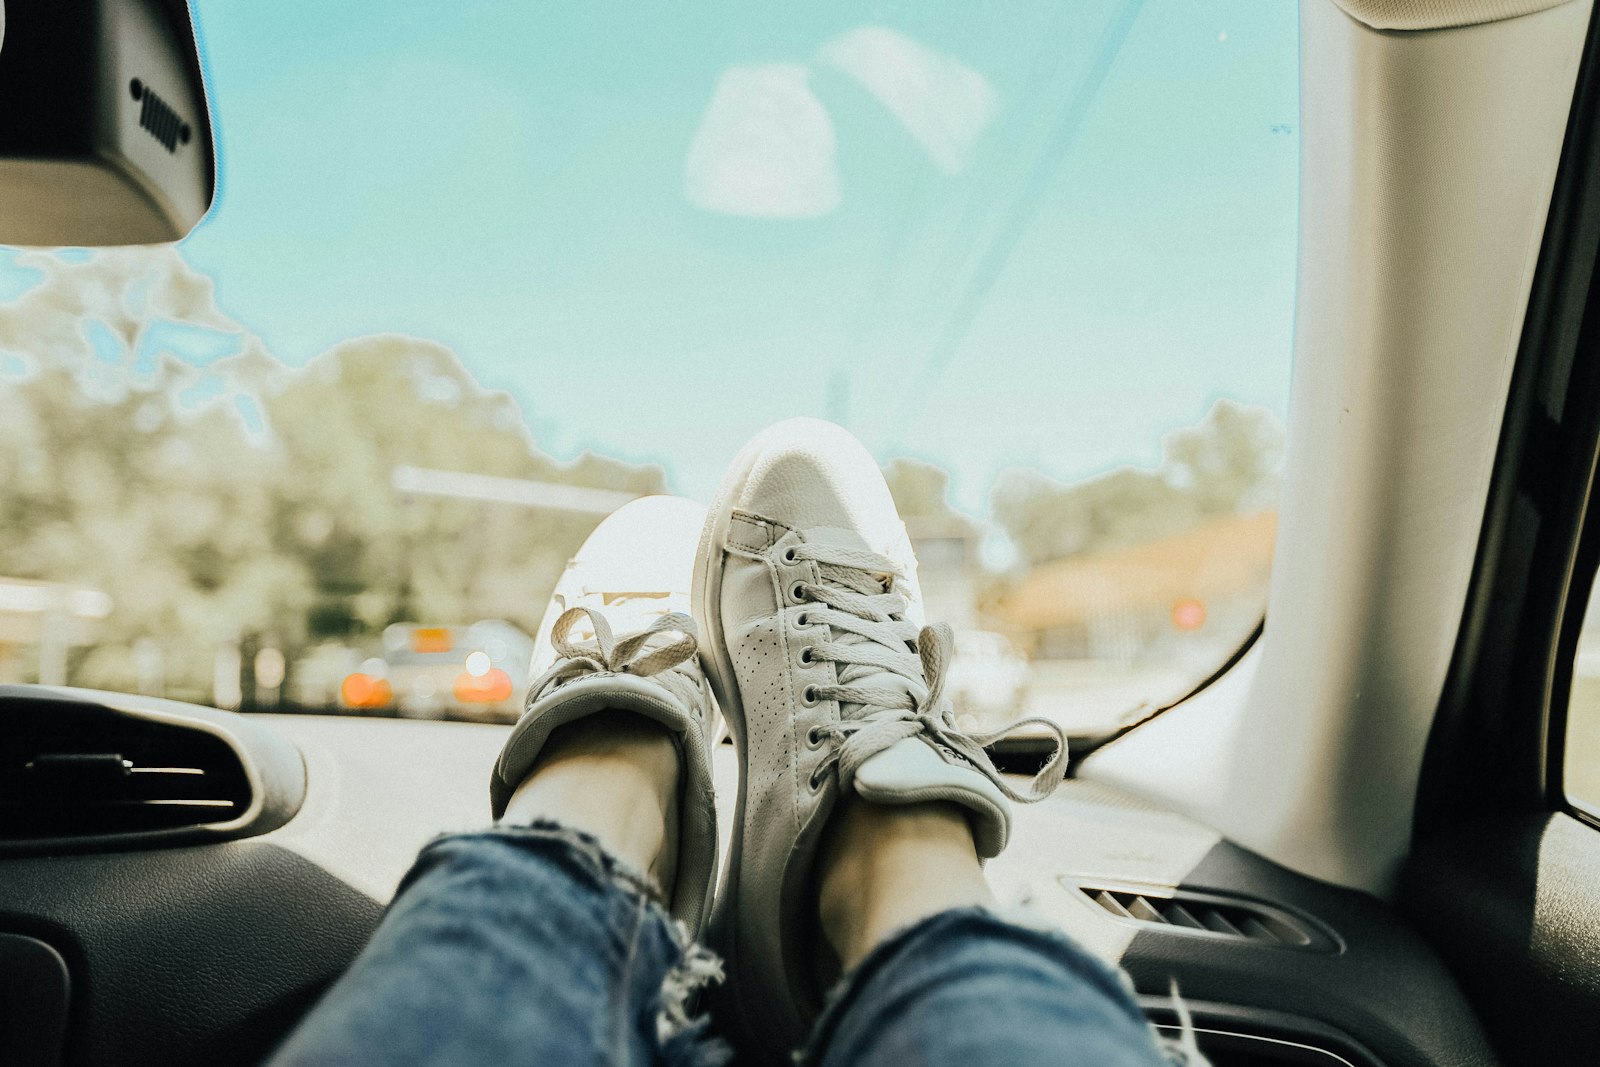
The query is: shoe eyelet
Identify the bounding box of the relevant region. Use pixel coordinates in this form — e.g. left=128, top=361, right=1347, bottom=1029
left=808, top=765, right=827, bottom=790
left=782, top=546, right=799, bottom=564
left=789, top=581, right=807, bottom=604
left=796, top=612, right=810, bottom=628
left=806, top=725, right=826, bottom=747
left=799, top=646, right=814, bottom=665
left=801, top=684, right=820, bottom=707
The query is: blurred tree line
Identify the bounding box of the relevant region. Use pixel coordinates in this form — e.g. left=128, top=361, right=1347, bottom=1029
left=0, top=250, right=661, bottom=698
left=0, top=248, right=1285, bottom=698
left=991, top=398, right=1284, bottom=570
left=881, top=400, right=1283, bottom=577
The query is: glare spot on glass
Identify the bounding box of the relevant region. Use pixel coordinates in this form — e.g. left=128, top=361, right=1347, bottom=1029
left=465, top=650, right=492, bottom=677
left=684, top=63, right=839, bottom=218
left=816, top=26, right=998, bottom=175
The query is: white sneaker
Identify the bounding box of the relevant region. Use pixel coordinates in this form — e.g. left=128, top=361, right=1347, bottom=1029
left=693, top=418, right=1064, bottom=1060
left=490, top=495, right=721, bottom=935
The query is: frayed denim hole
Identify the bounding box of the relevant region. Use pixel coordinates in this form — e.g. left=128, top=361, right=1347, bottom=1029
left=486, top=819, right=671, bottom=907
left=654, top=923, right=733, bottom=1067
left=1154, top=979, right=1212, bottom=1067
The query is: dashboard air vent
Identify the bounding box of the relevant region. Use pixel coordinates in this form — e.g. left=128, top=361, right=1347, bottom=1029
left=1070, top=881, right=1338, bottom=952
left=0, top=714, right=251, bottom=840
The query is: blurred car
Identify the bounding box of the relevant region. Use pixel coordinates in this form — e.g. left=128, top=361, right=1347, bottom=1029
left=339, top=620, right=534, bottom=724
left=289, top=641, right=364, bottom=711
left=946, top=629, right=1030, bottom=733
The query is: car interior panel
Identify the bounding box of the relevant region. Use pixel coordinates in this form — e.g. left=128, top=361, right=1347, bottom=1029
left=5, top=0, right=1600, bottom=1064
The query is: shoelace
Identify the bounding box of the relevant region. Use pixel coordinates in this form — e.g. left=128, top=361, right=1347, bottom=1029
left=790, top=542, right=1067, bottom=801
left=527, top=606, right=703, bottom=711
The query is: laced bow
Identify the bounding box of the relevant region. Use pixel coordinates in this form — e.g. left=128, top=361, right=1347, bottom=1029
left=790, top=542, right=1067, bottom=803
left=528, top=606, right=701, bottom=708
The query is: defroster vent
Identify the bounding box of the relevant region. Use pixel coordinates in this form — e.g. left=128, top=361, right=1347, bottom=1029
left=1069, top=880, right=1338, bottom=952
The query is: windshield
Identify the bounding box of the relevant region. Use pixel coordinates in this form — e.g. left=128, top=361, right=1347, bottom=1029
left=0, top=0, right=1297, bottom=734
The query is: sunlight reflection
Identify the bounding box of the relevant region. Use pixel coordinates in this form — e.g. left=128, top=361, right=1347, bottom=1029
left=684, top=64, right=839, bottom=219
left=817, top=26, right=998, bottom=175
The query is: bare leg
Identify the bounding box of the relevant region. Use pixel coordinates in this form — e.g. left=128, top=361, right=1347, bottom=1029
left=805, top=795, right=1171, bottom=1067
left=271, top=711, right=714, bottom=1067
left=817, top=797, right=994, bottom=972
left=501, top=710, right=681, bottom=892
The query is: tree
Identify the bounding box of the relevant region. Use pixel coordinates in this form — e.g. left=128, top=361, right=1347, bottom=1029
left=0, top=248, right=664, bottom=698
left=883, top=457, right=965, bottom=523
left=1161, top=397, right=1283, bottom=517
left=261, top=334, right=663, bottom=635
left=992, top=399, right=1284, bottom=569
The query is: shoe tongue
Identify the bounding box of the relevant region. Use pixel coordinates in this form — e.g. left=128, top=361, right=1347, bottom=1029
left=800, top=527, right=924, bottom=721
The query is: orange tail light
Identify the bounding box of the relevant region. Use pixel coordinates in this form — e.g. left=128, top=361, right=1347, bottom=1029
left=341, top=673, right=394, bottom=709
left=454, top=668, right=513, bottom=703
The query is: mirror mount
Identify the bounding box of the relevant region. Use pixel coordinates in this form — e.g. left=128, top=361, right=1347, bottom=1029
left=0, top=0, right=215, bottom=247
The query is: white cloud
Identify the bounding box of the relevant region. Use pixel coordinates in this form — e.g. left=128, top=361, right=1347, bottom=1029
left=684, top=63, right=840, bottom=219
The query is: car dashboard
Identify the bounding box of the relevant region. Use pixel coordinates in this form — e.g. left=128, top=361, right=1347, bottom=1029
left=0, top=689, right=1496, bottom=1066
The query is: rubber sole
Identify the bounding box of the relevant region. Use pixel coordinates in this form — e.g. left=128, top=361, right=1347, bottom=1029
left=691, top=430, right=768, bottom=1048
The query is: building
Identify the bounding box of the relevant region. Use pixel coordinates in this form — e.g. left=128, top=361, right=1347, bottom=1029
left=998, top=510, right=1276, bottom=663
left=0, top=576, right=113, bottom=685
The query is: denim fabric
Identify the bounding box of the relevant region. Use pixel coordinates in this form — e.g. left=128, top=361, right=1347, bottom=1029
left=801, top=907, right=1171, bottom=1067
left=267, top=823, right=729, bottom=1067
left=269, top=827, right=1170, bottom=1067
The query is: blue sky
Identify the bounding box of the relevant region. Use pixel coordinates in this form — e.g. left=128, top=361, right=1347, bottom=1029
left=14, top=0, right=1300, bottom=512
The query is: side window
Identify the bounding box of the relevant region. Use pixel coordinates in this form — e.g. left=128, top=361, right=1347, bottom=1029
left=1566, top=582, right=1600, bottom=813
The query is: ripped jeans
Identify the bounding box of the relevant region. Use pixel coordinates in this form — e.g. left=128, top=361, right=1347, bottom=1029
left=267, top=824, right=1173, bottom=1067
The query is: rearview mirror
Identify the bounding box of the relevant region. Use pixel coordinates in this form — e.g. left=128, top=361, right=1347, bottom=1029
left=0, top=0, right=215, bottom=246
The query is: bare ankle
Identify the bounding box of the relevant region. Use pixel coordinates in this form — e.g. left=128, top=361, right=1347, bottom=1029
left=816, top=797, right=995, bottom=971
left=501, top=711, right=680, bottom=883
